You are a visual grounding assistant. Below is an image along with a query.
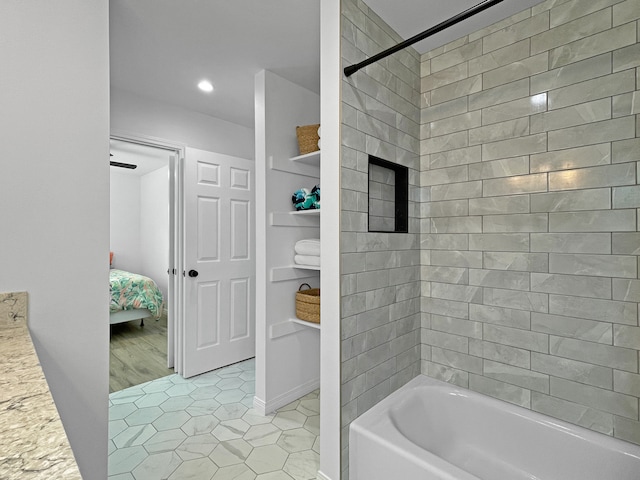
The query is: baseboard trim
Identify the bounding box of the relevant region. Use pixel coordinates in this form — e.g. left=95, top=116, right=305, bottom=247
left=253, top=395, right=267, bottom=416
left=316, top=470, right=333, bottom=480
left=253, top=377, right=320, bottom=415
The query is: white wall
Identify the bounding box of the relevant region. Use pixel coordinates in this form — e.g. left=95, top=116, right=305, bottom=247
left=110, top=171, right=142, bottom=273
left=141, top=166, right=170, bottom=300
left=319, top=0, right=342, bottom=478
left=110, top=166, right=169, bottom=300
left=255, top=70, right=321, bottom=412
left=111, top=87, right=254, bottom=160
left=0, top=1, right=110, bottom=479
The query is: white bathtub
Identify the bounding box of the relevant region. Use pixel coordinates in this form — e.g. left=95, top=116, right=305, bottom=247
left=350, top=375, right=640, bottom=480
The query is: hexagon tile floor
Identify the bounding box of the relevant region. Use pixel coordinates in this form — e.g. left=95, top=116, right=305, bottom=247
left=108, top=358, right=320, bottom=480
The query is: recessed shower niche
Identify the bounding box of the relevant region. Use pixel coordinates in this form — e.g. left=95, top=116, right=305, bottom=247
left=368, top=155, right=408, bottom=233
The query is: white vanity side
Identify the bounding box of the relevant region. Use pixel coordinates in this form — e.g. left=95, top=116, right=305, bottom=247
left=255, top=70, right=321, bottom=413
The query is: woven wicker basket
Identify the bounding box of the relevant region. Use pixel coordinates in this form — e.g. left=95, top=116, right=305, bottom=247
left=296, top=283, right=320, bottom=324
left=296, top=124, right=320, bottom=155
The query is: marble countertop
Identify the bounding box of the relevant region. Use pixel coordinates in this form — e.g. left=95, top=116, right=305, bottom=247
left=0, top=292, right=81, bottom=479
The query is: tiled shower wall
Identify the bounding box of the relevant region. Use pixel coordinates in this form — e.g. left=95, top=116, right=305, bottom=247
left=368, top=163, right=396, bottom=231
left=420, top=0, right=640, bottom=445
left=340, top=0, right=421, bottom=476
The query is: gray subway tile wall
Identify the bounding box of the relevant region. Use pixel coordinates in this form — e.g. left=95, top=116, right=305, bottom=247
left=420, top=0, right=640, bottom=450
left=340, top=0, right=421, bottom=478
left=342, top=0, right=640, bottom=478
left=368, top=163, right=396, bottom=231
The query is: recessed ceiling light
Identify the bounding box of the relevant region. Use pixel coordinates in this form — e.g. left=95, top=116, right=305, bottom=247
left=198, top=80, right=214, bottom=93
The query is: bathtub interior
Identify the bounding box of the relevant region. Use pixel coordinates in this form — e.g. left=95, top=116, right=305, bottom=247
left=352, top=375, right=640, bottom=480
left=388, top=387, right=458, bottom=457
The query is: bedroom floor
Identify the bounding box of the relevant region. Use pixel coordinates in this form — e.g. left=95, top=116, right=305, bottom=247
left=108, top=358, right=320, bottom=480
left=110, top=311, right=172, bottom=393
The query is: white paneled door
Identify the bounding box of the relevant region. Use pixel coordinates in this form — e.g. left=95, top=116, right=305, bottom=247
left=182, top=147, right=255, bottom=378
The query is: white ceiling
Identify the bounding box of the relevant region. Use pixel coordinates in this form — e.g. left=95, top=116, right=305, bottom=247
left=109, top=0, right=544, bottom=130
left=109, top=0, right=320, bottom=129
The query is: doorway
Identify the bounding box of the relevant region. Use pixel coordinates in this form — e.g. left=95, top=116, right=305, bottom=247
left=108, top=138, right=257, bottom=391
left=109, top=138, right=179, bottom=392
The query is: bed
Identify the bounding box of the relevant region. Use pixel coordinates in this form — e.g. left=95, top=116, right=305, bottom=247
left=109, top=269, right=164, bottom=326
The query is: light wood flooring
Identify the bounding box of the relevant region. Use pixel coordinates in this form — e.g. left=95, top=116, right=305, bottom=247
left=109, top=310, right=173, bottom=393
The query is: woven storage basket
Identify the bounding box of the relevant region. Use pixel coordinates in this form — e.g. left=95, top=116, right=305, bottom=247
left=296, top=283, right=320, bottom=324
left=296, top=124, right=320, bottom=155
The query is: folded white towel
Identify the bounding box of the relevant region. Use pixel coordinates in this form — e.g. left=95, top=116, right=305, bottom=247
left=295, top=239, right=320, bottom=256
left=295, top=255, right=321, bottom=267
left=296, top=238, right=319, bottom=245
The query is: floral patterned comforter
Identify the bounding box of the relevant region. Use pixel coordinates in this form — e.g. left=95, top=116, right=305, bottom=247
left=109, top=269, right=164, bottom=319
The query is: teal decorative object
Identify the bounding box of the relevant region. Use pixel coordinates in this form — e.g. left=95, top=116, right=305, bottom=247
left=292, top=185, right=320, bottom=211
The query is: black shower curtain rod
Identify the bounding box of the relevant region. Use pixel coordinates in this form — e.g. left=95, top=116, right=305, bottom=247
left=343, top=0, right=505, bottom=77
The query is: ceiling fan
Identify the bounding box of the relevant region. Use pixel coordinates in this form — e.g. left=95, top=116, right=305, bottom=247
left=109, top=153, right=137, bottom=169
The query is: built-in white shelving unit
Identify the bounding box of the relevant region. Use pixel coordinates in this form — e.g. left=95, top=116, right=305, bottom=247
left=290, top=150, right=320, bottom=166
left=270, top=265, right=320, bottom=282
left=286, top=151, right=321, bottom=331
left=290, top=317, right=321, bottom=330
left=267, top=144, right=323, bottom=361
left=255, top=70, right=321, bottom=415
left=290, top=209, right=320, bottom=215
left=270, top=211, right=320, bottom=227
left=294, top=264, right=321, bottom=270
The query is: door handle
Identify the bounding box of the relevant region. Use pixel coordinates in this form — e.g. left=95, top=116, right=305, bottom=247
left=188, top=269, right=199, bottom=278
